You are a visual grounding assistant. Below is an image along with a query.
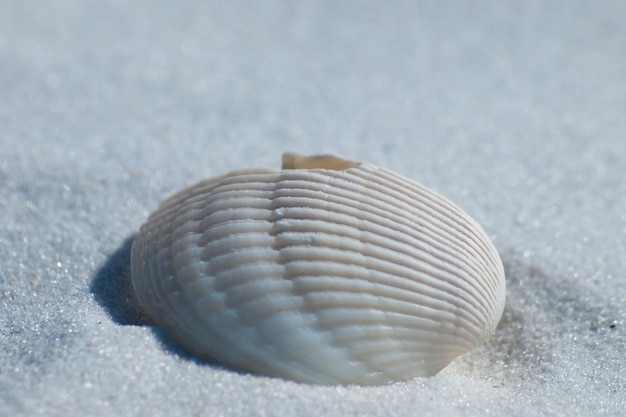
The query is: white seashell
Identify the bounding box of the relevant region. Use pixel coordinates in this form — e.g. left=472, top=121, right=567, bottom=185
left=131, top=153, right=506, bottom=385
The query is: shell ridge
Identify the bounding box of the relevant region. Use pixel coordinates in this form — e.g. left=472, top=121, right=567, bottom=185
left=263, top=199, right=496, bottom=324
left=266, top=172, right=498, bottom=291
left=354, top=167, right=497, bottom=268
left=265, top=189, right=492, bottom=291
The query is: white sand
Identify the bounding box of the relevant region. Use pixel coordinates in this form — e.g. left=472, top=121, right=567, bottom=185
left=1, top=1, right=625, bottom=416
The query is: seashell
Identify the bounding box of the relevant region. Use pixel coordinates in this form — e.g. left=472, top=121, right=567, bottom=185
left=130, top=153, right=506, bottom=385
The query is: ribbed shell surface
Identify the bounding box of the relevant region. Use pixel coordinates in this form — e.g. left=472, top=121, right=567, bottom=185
left=131, top=159, right=506, bottom=385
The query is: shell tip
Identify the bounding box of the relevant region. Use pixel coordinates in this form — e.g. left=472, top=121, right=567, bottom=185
left=281, top=153, right=360, bottom=170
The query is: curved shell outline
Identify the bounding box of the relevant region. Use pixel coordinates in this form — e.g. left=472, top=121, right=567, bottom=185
left=131, top=153, right=506, bottom=385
